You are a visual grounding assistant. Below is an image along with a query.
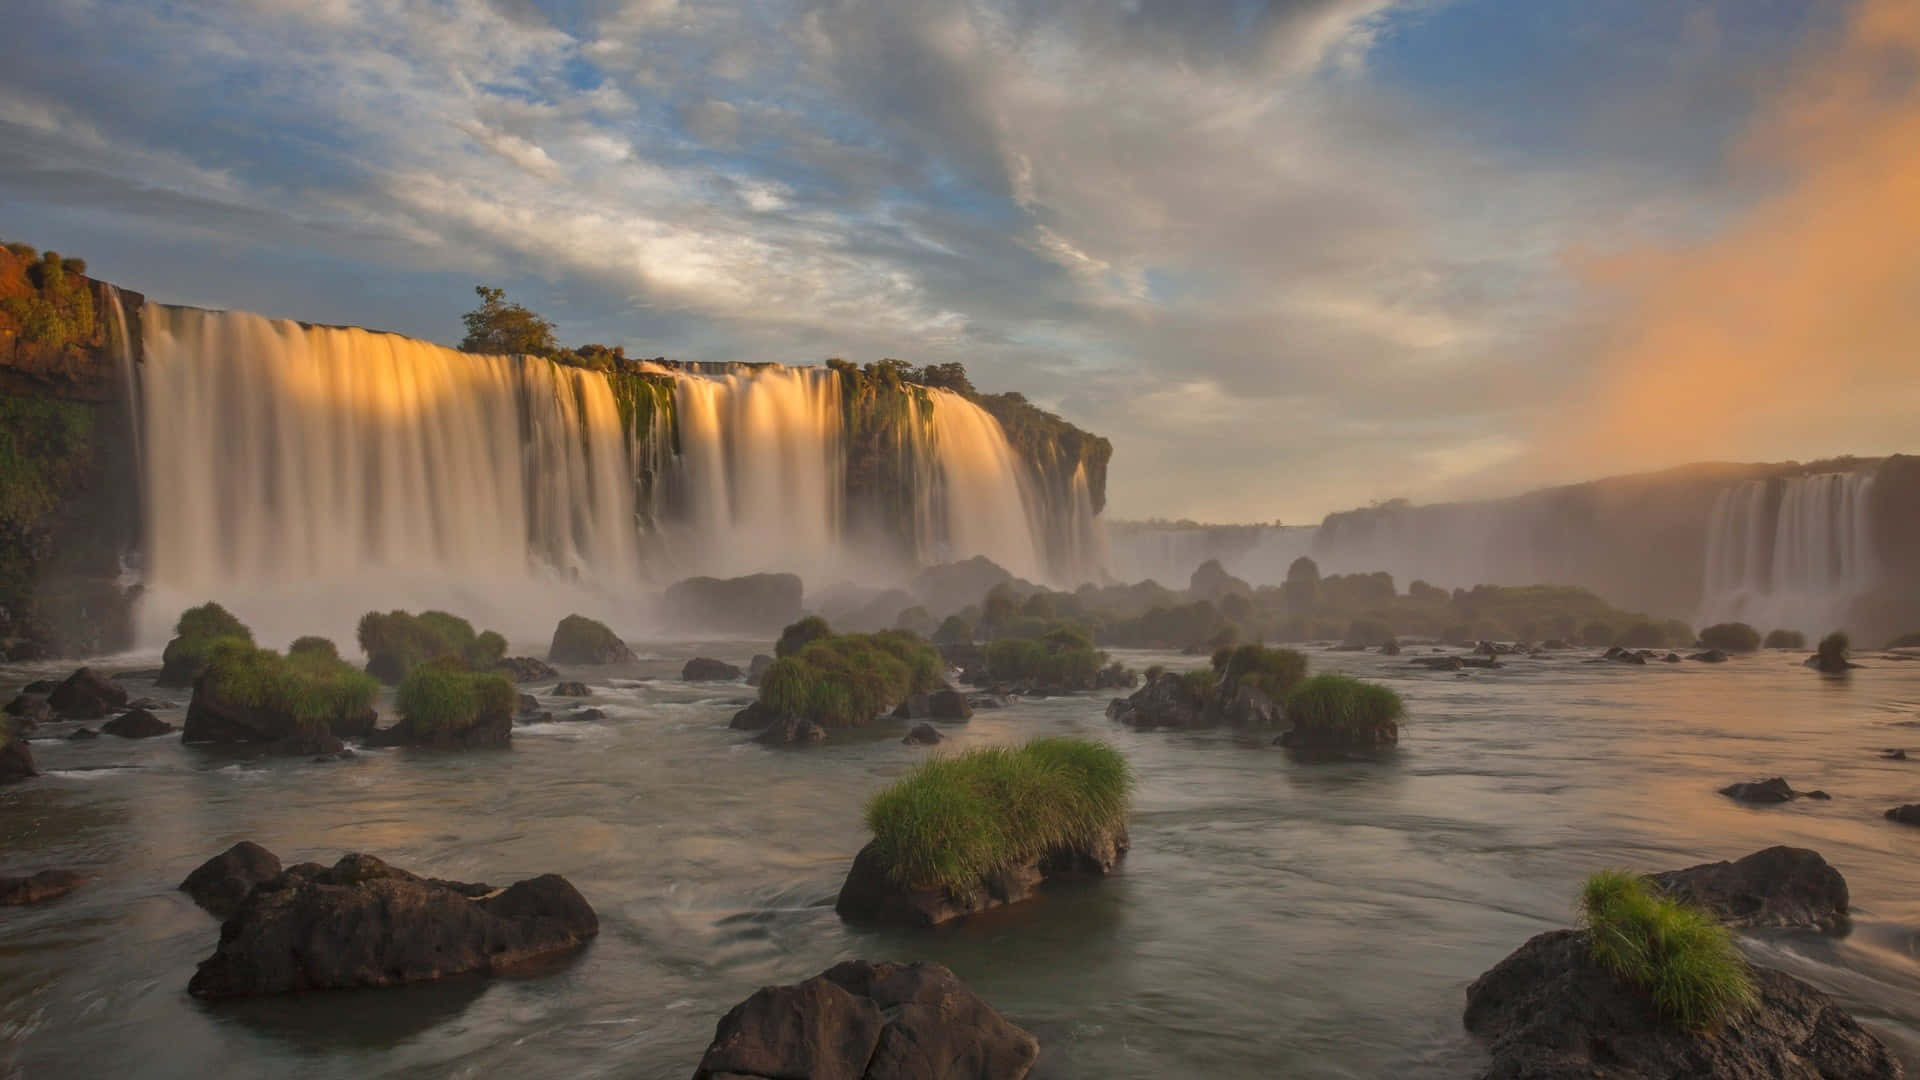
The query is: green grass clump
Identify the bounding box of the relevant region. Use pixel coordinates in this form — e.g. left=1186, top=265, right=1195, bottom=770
left=160, top=602, right=256, bottom=686
left=288, top=636, right=339, bottom=660
left=863, top=737, right=1132, bottom=892
left=395, top=663, right=516, bottom=733
left=1697, top=622, right=1761, bottom=652
left=356, top=609, right=504, bottom=681
left=201, top=640, right=380, bottom=733
left=1211, top=643, right=1307, bottom=699
left=984, top=625, right=1106, bottom=689
left=1579, top=870, right=1757, bottom=1032
left=1282, top=673, right=1403, bottom=748
left=1177, top=668, right=1216, bottom=701
left=1764, top=629, right=1807, bottom=650
left=758, top=629, right=943, bottom=727
left=775, top=615, right=833, bottom=658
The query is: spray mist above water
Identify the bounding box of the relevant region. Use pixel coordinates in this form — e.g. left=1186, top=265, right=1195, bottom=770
left=133, top=305, right=1098, bottom=647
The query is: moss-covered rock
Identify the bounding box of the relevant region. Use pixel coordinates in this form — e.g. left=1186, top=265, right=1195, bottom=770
left=546, top=614, right=634, bottom=665
left=183, top=640, right=380, bottom=751
left=371, top=663, right=515, bottom=748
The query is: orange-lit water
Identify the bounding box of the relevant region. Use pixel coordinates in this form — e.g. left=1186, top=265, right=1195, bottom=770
left=2, top=646, right=1917, bottom=1077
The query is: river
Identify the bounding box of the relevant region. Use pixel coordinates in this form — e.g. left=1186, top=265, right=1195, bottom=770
left=3, top=644, right=1918, bottom=1077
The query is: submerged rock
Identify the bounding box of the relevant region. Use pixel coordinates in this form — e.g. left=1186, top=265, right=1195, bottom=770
left=836, top=826, right=1127, bottom=928
left=1463, top=928, right=1901, bottom=1079
left=103, top=708, right=174, bottom=739
left=492, top=656, right=559, bottom=683
left=546, top=615, right=635, bottom=666
left=180, top=841, right=285, bottom=918
left=0, top=869, right=83, bottom=905
left=682, top=657, right=744, bottom=682
left=47, top=667, right=128, bottom=720
left=186, top=853, right=597, bottom=998
left=1719, top=778, right=1828, bottom=804
left=1410, top=655, right=1464, bottom=671
left=1648, top=847, right=1849, bottom=931
left=902, top=723, right=943, bottom=746
left=65, top=727, right=99, bottom=741
left=1886, top=805, right=1920, bottom=826
left=755, top=714, right=827, bottom=747
left=692, top=960, right=1038, bottom=1080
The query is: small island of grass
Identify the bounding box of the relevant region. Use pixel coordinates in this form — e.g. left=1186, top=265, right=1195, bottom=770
left=183, top=639, right=380, bottom=752
left=1580, top=870, right=1756, bottom=1032
left=1277, top=672, right=1404, bottom=752
left=159, top=602, right=255, bottom=687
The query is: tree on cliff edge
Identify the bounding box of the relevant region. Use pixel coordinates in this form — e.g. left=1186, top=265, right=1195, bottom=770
left=460, top=285, right=557, bottom=357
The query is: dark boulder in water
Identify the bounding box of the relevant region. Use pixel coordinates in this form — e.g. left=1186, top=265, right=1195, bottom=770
left=891, top=692, right=933, bottom=720
left=184, top=673, right=375, bottom=752
left=186, top=853, right=597, bottom=998
left=1463, top=928, right=1901, bottom=1079
left=546, top=615, right=635, bottom=665
left=755, top=714, right=826, bottom=747
left=902, top=723, right=943, bottom=746
left=4, top=692, right=51, bottom=731
left=836, top=827, right=1127, bottom=928
left=48, top=667, right=128, bottom=719
left=491, top=656, right=558, bottom=683
left=552, top=681, right=590, bottom=697
left=180, top=841, right=284, bottom=918
left=65, top=727, right=99, bottom=741
left=729, top=701, right=783, bottom=731
left=0, top=735, right=37, bottom=783
left=691, top=960, right=1038, bottom=1080
left=103, top=708, right=174, bottom=739
left=366, top=710, right=511, bottom=750
left=1688, top=649, right=1729, bottom=663
left=0, top=869, right=83, bottom=905
left=682, top=657, right=744, bottom=682
left=1662, top=652, right=1683, bottom=663
left=1719, top=778, right=1826, bottom=804
left=1647, top=846, right=1849, bottom=931
left=1886, top=804, right=1920, bottom=826
left=1106, top=673, right=1206, bottom=730
left=928, top=687, right=973, bottom=721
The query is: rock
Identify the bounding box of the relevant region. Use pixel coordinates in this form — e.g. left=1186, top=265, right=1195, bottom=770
left=1719, top=778, right=1825, bottom=804
left=1218, top=684, right=1282, bottom=729
left=1882, top=749, right=1908, bottom=760
left=0, top=869, right=83, bottom=905
left=21, top=679, right=56, bottom=695
left=890, top=693, right=932, bottom=720
left=1460, top=656, right=1503, bottom=669
left=47, top=667, right=128, bottom=720
left=124, top=697, right=170, bottom=710
left=662, top=572, right=805, bottom=634
left=1688, top=649, right=1730, bottom=663
left=746, top=654, right=774, bottom=686
left=516, top=710, right=556, bottom=725
left=1463, top=928, right=1901, bottom=1080
left=0, top=736, right=36, bottom=783
left=683, top=657, right=745, bottom=682
left=552, top=681, right=591, bottom=697
left=968, top=691, right=1012, bottom=710
left=4, top=692, right=52, bottom=731
left=755, top=714, right=827, bottom=747
left=103, top=708, right=174, bottom=739
left=186, top=854, right=598, bottom=998
left=692, top=960, right=1038, bottom=1080
left=928, top=688, right=972, bottom=721
left=180, top=841, right=284, bottom=918
left=1663, top=652, right=1683, bottom=663
left=1603, top=646, right=1648, bottom=665
left=1886, top=805, right=1920, bottom=826
left=492, top=656, right=559, bottom=683
left=1107, top=673, right=1207, bottom=730
left=366, top=710, right=512, bottom=750
left=729, top=701, right=783, bottom=730
left=66, top=727, right=99, bottom=741
left=546, top=615, right=635, bottom=665
left=1380, top=641, right=1402, bottom=656
left=516, top=693, right=540, bottom=714
left=1410, top=655, right=1464, bottom=671
left=836, top=826, right=1127, bottom=928
left=184, top=671, right=376, bottom=750
left=567, top=707, right=606, bottom=723
left=902, top=723, right=943, bottom=746
left=1648, top=847, right=1849, bottom=931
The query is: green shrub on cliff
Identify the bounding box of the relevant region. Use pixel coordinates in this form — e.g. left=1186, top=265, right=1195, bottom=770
left=863, top=737, right=1131, bottom=892
left=201, top=640, right=379, bottom=733
left=758, top=629, right=942, bottom=727
left=160, top=602, right=255, bottom=687
left=1579, top=870, right=1755, bottom=1032
left=1282, top=673, right=1403, bottom=750
left=0, top=394, right=94, bottom=532
left=395, top=662, right=516, bottom=734
left=1697, top=622, right=1761, bottom=652
left=458, top=285, right=557, bottom=356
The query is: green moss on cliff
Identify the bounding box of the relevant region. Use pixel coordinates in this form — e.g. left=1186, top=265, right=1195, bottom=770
left=0, top=394, right=95, bottom=532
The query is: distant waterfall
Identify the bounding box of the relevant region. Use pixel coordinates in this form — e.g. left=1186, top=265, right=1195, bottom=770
left=1699, top=472, right=1879, bottom=634
left=135, top=310, right=1092, bottom=644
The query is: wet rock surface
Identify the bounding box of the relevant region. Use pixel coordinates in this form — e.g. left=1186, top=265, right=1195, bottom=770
left=0, top=869, right=83, bottom=905
left=836, top=826, right=1127, bottom=928
left=1648, top=846, right=1850, bottom=931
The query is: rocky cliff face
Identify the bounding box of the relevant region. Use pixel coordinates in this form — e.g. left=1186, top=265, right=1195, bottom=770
left=0, top=244, right=142, bottom=659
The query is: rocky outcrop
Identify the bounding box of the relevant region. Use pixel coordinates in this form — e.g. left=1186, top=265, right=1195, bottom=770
left=4, top=692, right=51, bottom=731
left=1648, top=847, right=1849, bottom=931
left=1106, top=674, right=1206, bottom=730
left=491, top=656, right=558, bottom=683
left=183, top=672, right=375, bottom=752
left=0, top=869, right=83, bottom=905
left=755, top=714, right=826, bottom=747
left=103, top=707, right=173, bottom=738
left=729, top=701, right=782, bottom=730
left=47, top=666, right=127, bottom=719
left=546, top=615, right=635, bottom=665
left=692, top=960, right=1038, bottom=1080
left=682, top=657, right=743, bottom=682
left=928, top=687, right=973, bottom=721
left=1720, top=778, right=1829, bottom=804
left=186, top=853, right=597, bottom=998
left=552, top=681, right=590, bottom=697
left=1463, top=928, right=1901, bottom=1079
left=179, top=841, right=284, bottom=918
left=366, top=710, right=512, bottom=750
left=902, top=723, right=943, bottom=745
left=1886, top=805, right=1920, bottom=826
left=835, top=826, right=1127, bottom=928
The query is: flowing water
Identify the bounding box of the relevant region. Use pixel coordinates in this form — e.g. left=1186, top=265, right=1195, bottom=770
left=1700, top=472, right=1882, bottom=635
left=4, top=646, right=1919, bottom=1078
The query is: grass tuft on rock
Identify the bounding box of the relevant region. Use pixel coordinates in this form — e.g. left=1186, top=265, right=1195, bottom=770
left=357, top=609, right=505, bottom=681
left=1283, top=672, right=1403, bottom=747
left=161, top=602, right=256, bottom=686
left=395, top=663, right=516, bottom=733
left=984, top=624, right=1107, bottom=689
left=863, top=737, right=1131, bottom=892
left=1211, top=643, right=1307, bottom=699
left=775, top=615, right=833, bottom=658
left=288, top=636, right=339, bottom=660
left=1579, top=870, right=1757, bottom=1032
left=758, top=629, right=943, bottom=727
left=201, top=640, right=379, bottom=732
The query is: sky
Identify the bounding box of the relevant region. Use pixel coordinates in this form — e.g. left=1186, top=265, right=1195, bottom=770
left=3, top=0, right=1915, bottom=524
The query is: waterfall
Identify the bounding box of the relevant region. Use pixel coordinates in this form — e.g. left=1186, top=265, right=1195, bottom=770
left=1698, top=472, right=1879, bottom=634
left=138, top=307, right=644, bottom=645
left=135, top=310, right=1093, bottom=645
